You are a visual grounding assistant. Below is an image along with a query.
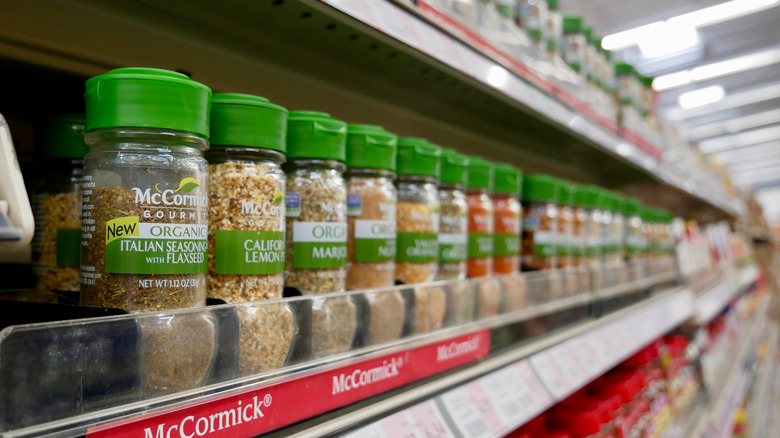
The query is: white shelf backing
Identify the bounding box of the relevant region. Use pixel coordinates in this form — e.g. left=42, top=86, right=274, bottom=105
left=340, top=289, right=694, bottom=438
left=693, top=265, right=759, bottom=324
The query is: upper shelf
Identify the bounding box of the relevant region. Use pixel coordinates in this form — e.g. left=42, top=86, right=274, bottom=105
left=0, top=0, right=742, bottom=221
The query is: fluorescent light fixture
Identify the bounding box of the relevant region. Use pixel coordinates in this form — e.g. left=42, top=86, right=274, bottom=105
left=678, top=85, right=725, bottom=109
left=712, top=141, right=780, bottom=161
left=486, top=66, right=509, bottom=88
left=685, top=108, right=780, bottom=139
left=638, top=23, right=699, bottom=58
left=602, top=0, right=778, bottom=52
left=655, top=48, right=780, bottom=91
left=700, top=125, right=780, bottom=153
left=666, top=81, right=780, bottom=121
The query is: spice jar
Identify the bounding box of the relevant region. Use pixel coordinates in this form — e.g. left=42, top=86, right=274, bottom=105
left=544, top=0, right=562, bottom=55
left=598, top=190, right=615, bottom=266
left=33, top=115, right=87, bottom=292
left=657, top=210, right=673, bottom=259
left=521, top=174, right=558, bottom=271
left=438, top=148, right=468, bottom=281
left=557, top=180, right=574, bottom=269
left=580, top=186, right=603, bottom=268
left=492, top=164, right=522, bottom=274
left=395, top=138, right=440, bottom=284
left=81, top=68, right=211, bottom=312
left=516, top=0, right=547, bottom=42
left=562, top=15, right=585, bottom=74
left=206, top=93, right=287, bottom=302
left=622, top=197, right=643, bottom=264
left=572, top=184, right=587, bottom=268
left=466, top=157, right=494, bottom=278
left=642, top=207, right=658, bottom=261
left=345, top=125, right=398, bottom=290
left=615, top=62, right=634, bottom=107
left=284, top=111, right=348, bottom=294
left=608, top=194, right=625, bottom=265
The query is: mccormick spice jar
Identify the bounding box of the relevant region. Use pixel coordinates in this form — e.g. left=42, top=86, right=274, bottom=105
left=642, top=208, right=658, bottom=260
left=622, top=196, right=643, bottom=263
left=561, top=15, right=585, bottom=74
left=580, top=185, right=603, bottom=268
left=615, top=62, right=634, bottom=107
left=608, top=193, right=625, bottom=265
left=438, top=148, right=468, bottom=281
left=466, top=157, right=494, bottom=278
left=33, top=115, right=87, bottom=292
left=345, top=125, right=398, bottom=290
left=544, top=0, right=562, bottom=55
left=521, top=174, right=559, bottom=271
left=284, top=111, right=348, bottom=294
left=206, top=93, right=287, bottom=302
left=395, top=138, right=440, bottom=284
left=557, top=180, right=574, bottom=269
left=571, top=184, right=587, bottom=268
left=492, top=164, right=522, bottom=275
left=599, top=189, right=614, bottom=265
left=80, top=68, right=211, bottom=312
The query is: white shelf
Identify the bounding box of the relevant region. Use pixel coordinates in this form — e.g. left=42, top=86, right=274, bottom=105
left=693, top=265, right=758, bottom=325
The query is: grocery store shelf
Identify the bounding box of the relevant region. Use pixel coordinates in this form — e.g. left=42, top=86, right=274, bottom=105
left=0, top=0, right=740, bottom=221
left=693, top=265, right=758, bottom=325
left=319, top=288, right=693, bottom=438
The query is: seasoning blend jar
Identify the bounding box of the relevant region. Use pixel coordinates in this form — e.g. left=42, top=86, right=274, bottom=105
left=466, top=157, right=494, bottom=278
left=608, top=193, right=625, bottom=265
left=492, top=164, right=522, bottom=274
left=206, top=93, right=287, bottom=302
left=438, top=148, right=469, bottom=281
left=395, top=138, right=441, bottom=284
left=622, top=196, right=643, bottom=264
left=33, top=115, right=87, bottom=292
left=283, top=112, right=348, bottom=294
left=544, top=0, right=562, bottom=56
left=641, top=207, right=658, bottom=262
left=556, top=180, right=574, bottom=269
left=521, top=174, right=558, bottom=271
left=561, top=15, right=585, bottom=74
left=345, top=125, right=398, bottom=290
left=81, top=68, right=211, bottom=312
left=581, top=186, right=604, bottom=269
left=599, top=190, right=614, bottom=266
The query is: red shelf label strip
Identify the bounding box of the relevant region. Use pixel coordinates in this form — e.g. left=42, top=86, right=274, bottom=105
left=87, top=329, right=490, bottom=438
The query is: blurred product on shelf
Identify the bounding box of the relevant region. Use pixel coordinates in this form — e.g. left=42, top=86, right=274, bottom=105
left=556, top=179, right=574, bottom=269
left=466, top=156, right=495, bottom=278
left=492, top=164, right=522, bottom=274
left=521, top=174, right=559, bottom=271
left=438, top=148, right=469, bottom=280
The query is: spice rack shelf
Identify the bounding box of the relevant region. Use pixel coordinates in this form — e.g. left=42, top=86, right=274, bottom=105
left=0, top=0, right=740, bottom=222
left=0, top=261, right=676, bottom=438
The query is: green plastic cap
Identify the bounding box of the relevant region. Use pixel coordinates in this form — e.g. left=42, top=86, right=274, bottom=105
left=287, top=111, right=347, bottom=161
left=622, top=196, right=641, bottom=215
left=640, top=207, right=656, bottom=222
left=493, top=164, right=522, bottom=194
left=397, top=138, right=441, bottom=178
left=615, top=62, right=634, bottom=77
left=35, top=114, right=87, bottom=159
left=558, top=181, right=574, bottom=205
left=563, top=15, right=583, bottom=33
left=440, top=148, right=468, bottom=185
left=210, top=93, right=287, bottom=152
left=639, top=74, right=655, bottom=88
left=546, top=0, right=559, bottom=9
left=522, top=174, right=558, bottom=202
left=85, top=67, right=212, bottom=138
left=599, top=190, right=615, bottom=210
left=346, top=124, right=397, bottom=171
left=583, top=27, right=593, bottom=43
left=467, top=156, right=494, bottom=190
left=610, top=194, right=623, bottom=212
left=575, top=185, right=603, bottom=208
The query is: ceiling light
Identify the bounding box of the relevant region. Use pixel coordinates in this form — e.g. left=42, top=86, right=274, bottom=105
left=638, top=23, right=699, bottom=58
left=654, top=48, right=780, bottom=91
left=665, top=81, right=780, bottom=120
left=685, top=108, right=780, bottom=139
left=678, top=85, right=725, bottom=109
left=602, top=0, right=778, bottom=52
left=700, top=125, right=780, bottom=153
left=653, top=71, right=692, bottom=90
left=486, top=66, right=509, bottom=88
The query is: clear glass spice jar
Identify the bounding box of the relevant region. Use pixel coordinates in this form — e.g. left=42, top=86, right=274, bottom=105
left=345, top=124, right=398, bottom=290
left=556, top=180, right=574, bottom=269
left=571, top=184, right=587, bottom=268
left=642, top=208, right=658, bottom=261
left=32, top=115, right=87, bottom=292
left=622, top=196, right=644, bottom=264
left=284, top=111, right=348, bottom=294
left=80, top=68, right=211, bottom=312
left=544, top=0, right=562, bottom=55
left=608, top=194, right=625, bottom=265
left=561, top=15, right=586, bottom=74
left=395, top=138, right=441, bottom=284
left=615, top=62, right=634, bottom=108
left=438, top=148, right=468, bottom=281
left=492, top=164, right=522, bottom=274
left=206, top=93, right=287, bottom=303
left=581, top=186, right=604, bottom=268
left=521, top=174, right=558, bottom=271
left=516, top=0, right=547, bottom=42
left=599, top=190, right=615, bottom=266
left=466, top=157, right=494, bottom=278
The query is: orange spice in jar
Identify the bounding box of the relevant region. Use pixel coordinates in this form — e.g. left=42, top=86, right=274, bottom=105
left=466, top=157, right=494, bottom=278
left=521, top=174, right=559, bottom=271
left=492, top=164, right=522, bottom=274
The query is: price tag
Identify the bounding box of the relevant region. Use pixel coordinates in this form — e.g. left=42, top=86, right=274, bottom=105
left=464, top=381, right=507, bottom=436
left=478, top=367, right=529, bottom=425
left=439, top=388, right=491, bottom=438
left=548, top=344, right=587, bottom=390
left=408, top=400, right=456, bottom=438
left=566, top=338, right=601, bottom=379
left=530, top=351, right=570, bottom=399
left=516, top=360, right=554, bottom=408
left=344, top=422, right=389, bottom=438
left=380, top=411, right=419, bottom=438
left=590, top=327, right=617, bottom=365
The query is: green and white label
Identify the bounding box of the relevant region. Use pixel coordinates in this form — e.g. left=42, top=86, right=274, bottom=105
left=494, top=233, right=520, bottom=257
left=293, top=222, right=347, bottom=269
left=585, top=236, right=601, bottom=257
left=354, top=220, right=396, bottom=262
left=468, top=233, right=493, bottom=258
left=439, top=233, right=467, bottom=262
left=105, top=217, right=207, bottom=274
left=214, top=230, right=285, bottom=274
left=397, top=232, right=438, bottom=262
left=530, top=230, right=556, bottom=257
left=557, top=233, right=571, bottom=256
left=56, top=228, right=81, bottom=267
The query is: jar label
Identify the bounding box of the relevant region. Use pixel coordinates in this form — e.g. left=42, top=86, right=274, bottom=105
left=292, top=222, right=347, bottom=269
left=354, top=220, right=396, bottom=262
left=346, top=194, right=362, bottom=217
left=556, top=233, right=572, bottom=256
left=439, top=233, right=467, bottom=262
left=286, top=192, right=301, bottom=218
left=531, top=230, right=556, bottom=257
left=214, top=230, right=285, bottom=274
left=585, top=236, right=601, bottom=257
left=493, top=233, right=519, bottom=257
left=468, top=233, right=493, bottom=259
left=396, top=232, right=438, bottom=262
left=104, top=217, right=208, bottom=274
left=522, top=215, right=541, bottom=231
left=571, top=236, right=584, bottom=257
left=56, top=228, right=81, bottom=267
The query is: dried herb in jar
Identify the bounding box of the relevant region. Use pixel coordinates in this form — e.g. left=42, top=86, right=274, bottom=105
left=437, top=149, right=468, bottom=281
